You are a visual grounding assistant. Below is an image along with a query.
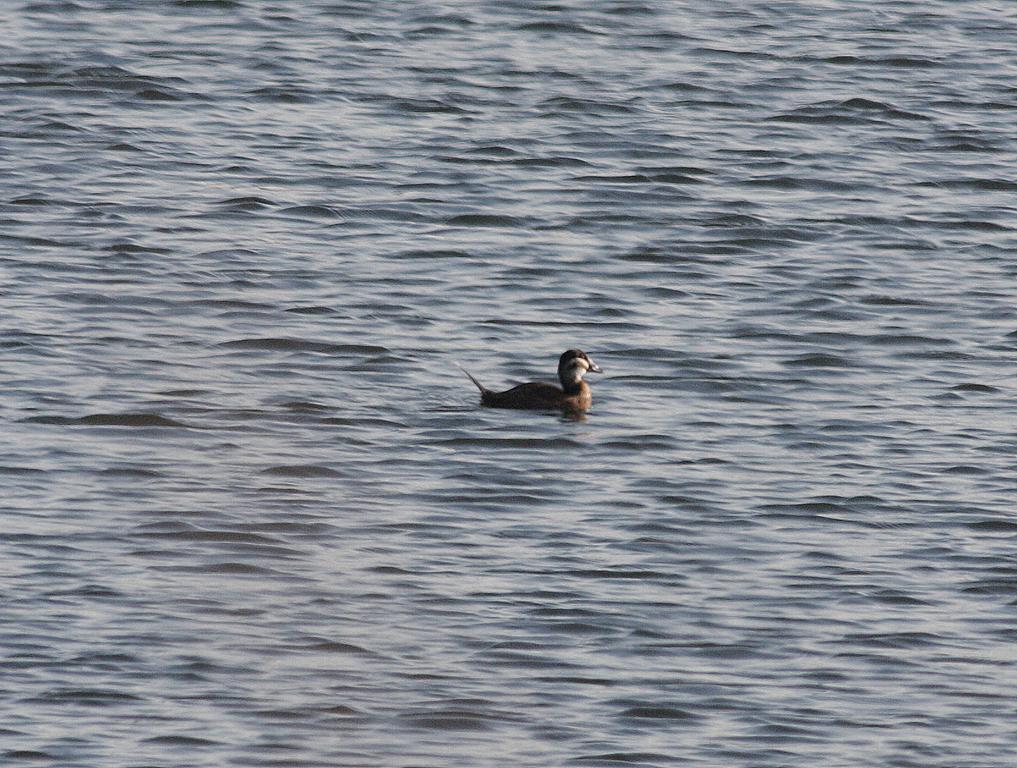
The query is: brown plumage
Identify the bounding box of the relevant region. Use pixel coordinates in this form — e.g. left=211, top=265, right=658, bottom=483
left=462, top=349, right=603, bottom=411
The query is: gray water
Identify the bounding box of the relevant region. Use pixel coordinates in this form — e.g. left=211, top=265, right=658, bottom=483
left=3, top=2, right=1017, bottom=766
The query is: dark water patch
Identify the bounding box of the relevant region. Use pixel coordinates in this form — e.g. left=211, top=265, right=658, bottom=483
left=322, top=704, right=365, bottom=718
left=142, top=734, right=221, bottom=746
left=173, top=0, right=242, bottom=8
left=104, top=241, right=172, bottom=255
left=865, top=333, right=954, bottom=347
left=464, top=144, right=519, bottom=157
left=951, top=384, right=1000, bottom=396
left=299, top=639, right=377, bottom=656
left=482, top=650, right=581, bottom=671
left=135, top=87, right=186, bottom=102
left=566, top=568, right=680, bottom=583
left=538, top=96, right=635, bottom=115
left=822, top=54, right=941, bottom=68
left=276, top=400, right=331, bottom=413
left=757, top=501, right=854, bottom=517
left=968, top=520, right=1017, bottom=533
left=744, top=176, right=858, bottom=192
left=963, top=578, right=1017, bottom=596
left=24, top=413, right=187, bottom=428
left=285, top=305, right=338, bottom=315
left=191, top=298, right=275, bottom=311
left=575, top=174, right=656, bottom=185
left=782, top=353, right=853, bottom=369
left=99, top=467, right=163, bottom=478
left=615, top=246, right=722, bottom=265
left=219, top=338, right=387, bottom=355
left=618, top=704, right=698, bottom=721
left=9, top=195, right=62, bottom=206
left=242, top=707, right=312, bottom=722
left=261, top=465, right=344, bottom=478
left=385, top=96, right=470, bottom=114
left=49, top=583, right=122, bottom=598
left=445, top=213, right=525, bottom=227
left=602, top=435, right=677, bottom=451
left=942, top=465, right=988, bottom=476
left=916, top=178, right=1017, bottom=192
left=508, top=155, right=591, bottom=168
left=643, top=286, right=690, bottom=299
left=136, top=526, right=289, bottom=547
left=322, top=416, right=407, bottom=429
left=902, top=349, right=978, bottom=361
left=769, top=97, right=929, bottom=124
left=436, top=437, right=583, bottom=450
left=215, top=195, right=276, bottom=211
left=516, top=21, right=601, bottom=35
left=248, top=85, right=315, bottom=103
left=570, top=752, right=675, bottom=765
left=3, top=750, right=57, bottom=760
left=934, top=218, right=1011, bottom=233
left=28, top=688, right=141, bottom=706
left=400, top=711, right=492, bottom=732
left=838, top=632, right=945, bottom=650
left=870, top=589, right=930, bottom=606
left=168, top=562, right=277, bottom=576
left=860, top=294, right=932, bottom=307
left=393, top=248, right=472, bottom=260
left=279, top=204, right=344, bottom=219
left=53, top=291, right=170, bottom=310
left=0, top=465, right=46, bottom=475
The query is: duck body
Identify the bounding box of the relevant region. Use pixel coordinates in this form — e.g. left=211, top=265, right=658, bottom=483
left=462, top=349, right=602, bottom=412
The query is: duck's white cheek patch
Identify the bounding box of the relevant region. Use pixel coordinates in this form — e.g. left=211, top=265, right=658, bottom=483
left=563, top=361, right=587, bottom=384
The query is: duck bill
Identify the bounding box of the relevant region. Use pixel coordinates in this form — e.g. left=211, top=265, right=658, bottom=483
left=587, top=360, right=603, bottom=374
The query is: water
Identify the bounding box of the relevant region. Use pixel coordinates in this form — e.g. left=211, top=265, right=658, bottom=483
left=3, top=1, right=1017, bottom=765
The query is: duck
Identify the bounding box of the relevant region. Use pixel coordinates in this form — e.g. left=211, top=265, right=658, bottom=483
left=462, top=349, right=603, bottom=411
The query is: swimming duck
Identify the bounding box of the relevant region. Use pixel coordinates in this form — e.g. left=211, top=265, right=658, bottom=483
left=462, top=349, right=603, bottom=411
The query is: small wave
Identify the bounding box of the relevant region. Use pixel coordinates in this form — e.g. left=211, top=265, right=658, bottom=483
left=782, top=353, right=853, bottom=368
left=248, top=85, right=314, bottom=103
left=220, top=338, right=387, bottom=355
left=445, top=213, right=524, bottom=227
left=393, top=248, right=472, bottom=259
left=25, top=413, right=187, bottom=427
left=969, top=520, right=1017, bottom=532
left=174, top=0, right=242, bottom=7
left=99, top=467, right=163, bottom=478
left=865, top=333, right=953, bottom=347
left=215, top=196, right=276, bottom=210
left=537, top=95, right=635, bottom=114
left=301, top=638, right=378, bottom=655
left=572, top=752, right=675, bottom=765
left=136, top=88, right=184, bottom=102
left=949, top=383, right=999, bottom=394
left=33, top=688, right=141, bottom=705
left=261, top=465, right=343, bottom=478
left=278, top=204, right=344, bottom=219
left=285, top=305, right=339, bottom=315
left=516, top=21, right=600, bottom=34
left=0, top=465, right=45, bottom=474
left=142, top=735, right=221, bottom=746
left=185, top=562, right=275, bottom=575
left=508, top=156, right=591, bottom=167
left=620, top=705, right=697, bottom=720
left=437, top=437, right=582, bottom=449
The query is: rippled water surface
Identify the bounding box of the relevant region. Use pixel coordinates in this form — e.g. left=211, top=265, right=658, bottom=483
left=3, top=1, right=1017, bottom=766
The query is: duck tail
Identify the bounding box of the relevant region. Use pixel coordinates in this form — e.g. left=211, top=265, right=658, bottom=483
left=458, top=364, right=489, bottom=395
